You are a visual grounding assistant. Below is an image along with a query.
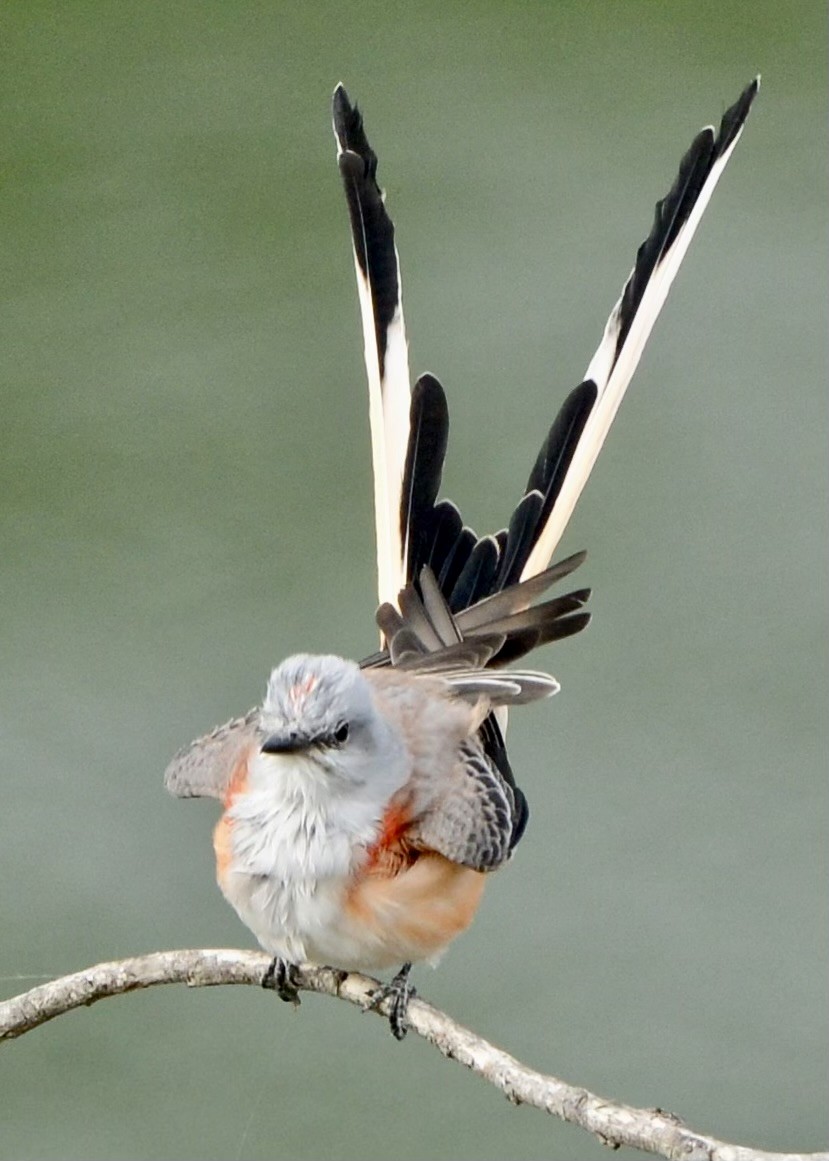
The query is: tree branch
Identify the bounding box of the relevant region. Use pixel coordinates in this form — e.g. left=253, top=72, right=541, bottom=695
left=1, top=949, right=823, bottom=1161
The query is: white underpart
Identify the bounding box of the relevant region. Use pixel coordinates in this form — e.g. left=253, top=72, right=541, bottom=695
left=220, top=747, right=409, bottom=969
left=520, top=119, right=750, bottom=581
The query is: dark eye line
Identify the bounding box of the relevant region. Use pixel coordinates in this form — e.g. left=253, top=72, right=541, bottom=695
left=315, top=721, right=350, bottom=749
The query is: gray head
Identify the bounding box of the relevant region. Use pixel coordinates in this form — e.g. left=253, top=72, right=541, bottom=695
left=259, top=654, right=403, bottom=787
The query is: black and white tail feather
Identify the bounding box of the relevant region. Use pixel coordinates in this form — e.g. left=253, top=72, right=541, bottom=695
left=333, top=80, right=758, bottom=675
left=334, top=80, right=757, bottom=857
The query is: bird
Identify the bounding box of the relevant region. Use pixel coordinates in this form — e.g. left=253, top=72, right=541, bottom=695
left=165, top=79, right=758, bottom=1038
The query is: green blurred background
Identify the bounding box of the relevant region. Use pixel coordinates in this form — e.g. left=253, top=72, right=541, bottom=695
left=2, top=2, right=826, bottom=1159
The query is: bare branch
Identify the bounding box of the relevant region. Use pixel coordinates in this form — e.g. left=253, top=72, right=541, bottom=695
left=1, top=949, right=824, bottom=1161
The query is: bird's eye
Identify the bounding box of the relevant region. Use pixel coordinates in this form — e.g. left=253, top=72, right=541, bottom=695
left=333, top=722, right=349, bottom=745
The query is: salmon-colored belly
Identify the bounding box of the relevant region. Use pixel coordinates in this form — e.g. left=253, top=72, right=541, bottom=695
left=214, top=794, right=487, bottom=971
left=339, top=853, right=487, bottom=969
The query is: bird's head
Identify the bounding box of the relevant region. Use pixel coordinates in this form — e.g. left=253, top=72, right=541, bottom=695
left=258, top=654, right=404, bottom=791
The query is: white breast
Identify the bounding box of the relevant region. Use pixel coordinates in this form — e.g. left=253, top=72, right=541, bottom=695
left=219, top=752, right=387, bottom=966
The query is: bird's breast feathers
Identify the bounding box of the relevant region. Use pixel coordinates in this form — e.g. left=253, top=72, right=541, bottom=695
left=213, top=749, right=485, bottom=969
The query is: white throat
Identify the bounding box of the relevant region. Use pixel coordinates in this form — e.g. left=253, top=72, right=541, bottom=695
left=228, top=747, right=403, bottom=882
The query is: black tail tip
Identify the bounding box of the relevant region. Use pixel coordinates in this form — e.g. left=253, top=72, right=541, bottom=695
left=715, top=76, right=760, bottom=154
left=738, top=75, right=761, bottom=114
left=332, top=83, right=353, bottom=122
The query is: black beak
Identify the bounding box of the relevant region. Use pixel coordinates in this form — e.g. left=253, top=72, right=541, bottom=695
left=261, top=732, right=307, bottom=754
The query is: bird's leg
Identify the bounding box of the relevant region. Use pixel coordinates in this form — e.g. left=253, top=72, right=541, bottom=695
left=364, top=962, right=415, bottom=1040
left=262, top=957, right=302, bottom=1006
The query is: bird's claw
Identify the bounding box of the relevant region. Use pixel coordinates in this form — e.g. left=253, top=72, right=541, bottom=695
left=363, top=963, right=415, bottom=1040
left=262, top=957, right=302, bottom=1006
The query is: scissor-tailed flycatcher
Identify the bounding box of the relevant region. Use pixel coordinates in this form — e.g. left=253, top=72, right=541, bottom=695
left=165, top=80, right=758, bottom=1037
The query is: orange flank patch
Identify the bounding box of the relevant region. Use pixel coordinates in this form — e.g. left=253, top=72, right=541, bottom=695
left=363, top=797, right=417, bottom=877
left=348, top=794, right=486, bottom=962
left=213, top=752, right=251, bottom=882
left=345, top=852, right=486, bottom=964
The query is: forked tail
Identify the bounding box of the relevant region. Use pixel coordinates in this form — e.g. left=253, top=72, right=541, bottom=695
left=333, top=79, right=758, bottom=663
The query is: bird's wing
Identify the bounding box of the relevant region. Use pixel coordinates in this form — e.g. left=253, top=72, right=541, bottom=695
left=408, top=718, right=527, bottom=872
left=516, top=78, right=759, bottom=580
left=365, top=662, right=526, bottom=872
left=164, top=709, right=260, bottom=799
left=333, top=85, right=413, bottom=609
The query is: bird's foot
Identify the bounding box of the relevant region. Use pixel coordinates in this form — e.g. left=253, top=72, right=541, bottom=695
left=363, top=962, right=415, bottom=1040
left=262, top=957, right=302, bottom=1006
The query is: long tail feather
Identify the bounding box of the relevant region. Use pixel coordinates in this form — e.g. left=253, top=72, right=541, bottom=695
left=333, top=84, right=413, bottom=607
left=519, top=78, right=759, bottom=579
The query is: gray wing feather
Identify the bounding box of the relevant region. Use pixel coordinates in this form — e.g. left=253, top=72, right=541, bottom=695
left=441, top=669, right=559, bottom=705
left=164, top=708, right=260, bottom=800
left=410, top=737, right=517, bottom=872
